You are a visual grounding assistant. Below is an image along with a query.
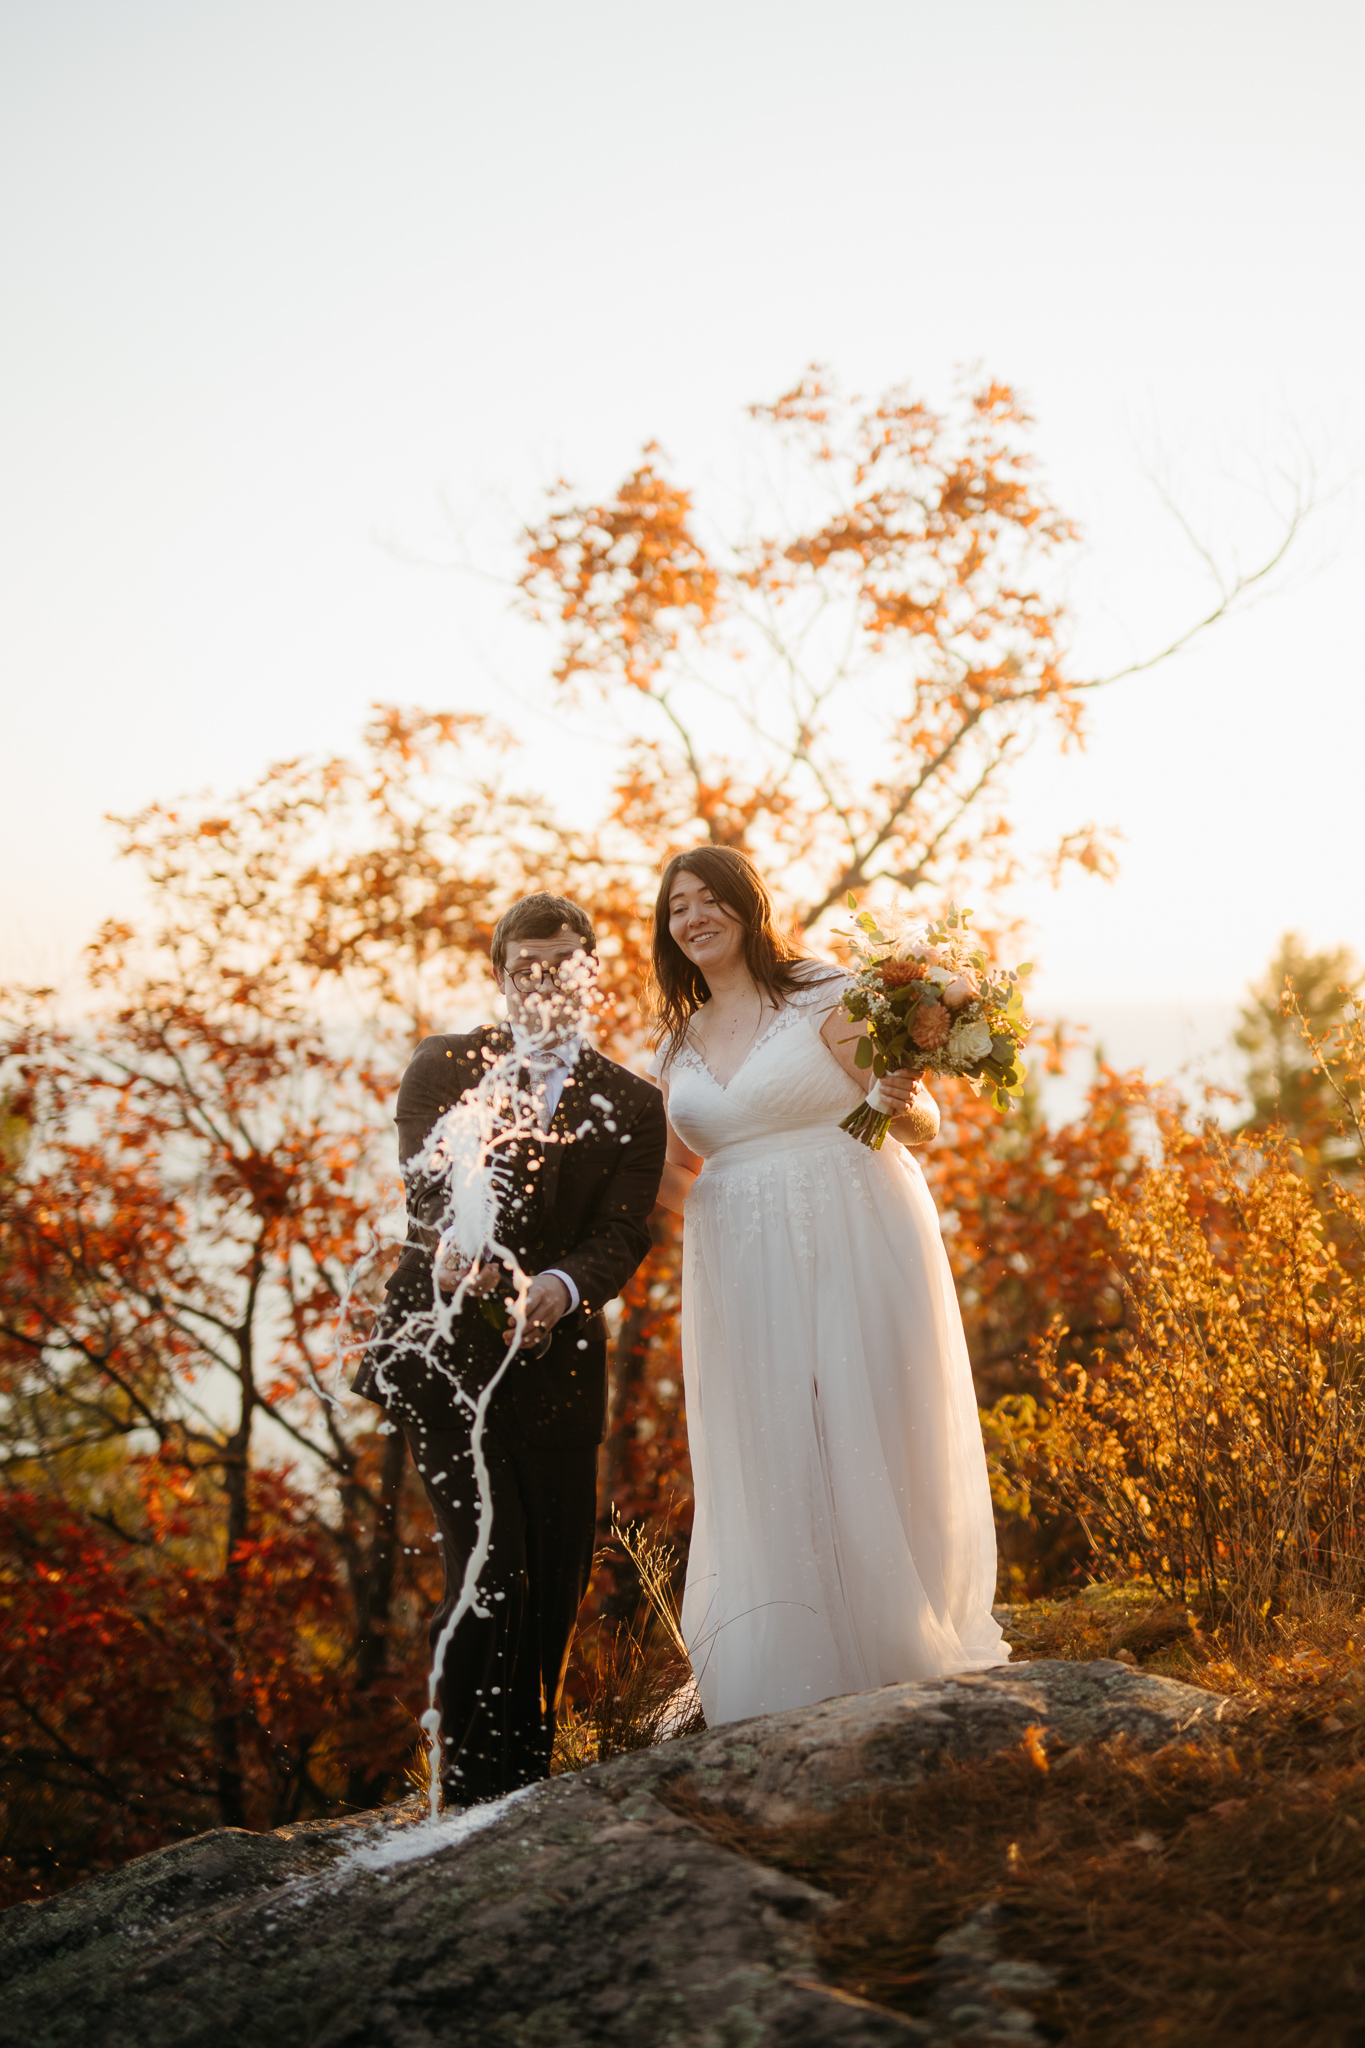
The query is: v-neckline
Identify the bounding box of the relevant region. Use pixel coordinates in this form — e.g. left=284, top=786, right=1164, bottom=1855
left=686, top=1003, right=791, bottom=1093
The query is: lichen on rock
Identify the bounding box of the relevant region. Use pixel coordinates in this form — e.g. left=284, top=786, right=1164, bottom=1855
left=0, top=1661, right=1229, bottom=2048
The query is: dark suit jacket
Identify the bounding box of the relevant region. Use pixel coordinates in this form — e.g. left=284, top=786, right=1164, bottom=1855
left=352, top=1027, right=667, bottom=1442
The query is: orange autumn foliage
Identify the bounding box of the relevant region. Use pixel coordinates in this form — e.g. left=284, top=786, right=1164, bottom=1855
left=520, top=370, right=1097, bottom=924
left=1029, top=1006, right=1365, bottom=1633
left=2, top=365, right=1307, bottom=1893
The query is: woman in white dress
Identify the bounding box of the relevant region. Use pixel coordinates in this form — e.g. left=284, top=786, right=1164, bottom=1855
left=651, top=846, right=1004, bottom=1728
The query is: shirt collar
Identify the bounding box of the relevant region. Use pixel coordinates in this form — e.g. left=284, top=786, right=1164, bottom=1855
left=508, top=1027, right=583, bottom=1067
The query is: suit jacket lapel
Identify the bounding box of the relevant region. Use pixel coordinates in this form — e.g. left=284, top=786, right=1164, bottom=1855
left=483, top=1024, right=545, bottom=1252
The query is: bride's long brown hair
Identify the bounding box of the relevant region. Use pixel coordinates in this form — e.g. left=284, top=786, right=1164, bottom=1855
left=648, top=847, right=820, bottom=1056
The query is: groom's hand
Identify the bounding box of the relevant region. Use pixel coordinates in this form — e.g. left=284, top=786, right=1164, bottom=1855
left=506, top=1273, right=571, bottom=1346
left=436, top=1256, right=504, bottom=1297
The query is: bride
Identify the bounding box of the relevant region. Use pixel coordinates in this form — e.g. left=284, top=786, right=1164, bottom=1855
left=651, top=846, right=1004, bottom=1727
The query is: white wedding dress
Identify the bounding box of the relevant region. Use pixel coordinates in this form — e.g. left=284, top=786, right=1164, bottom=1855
left=663, top=970, right=1005, bottom=1727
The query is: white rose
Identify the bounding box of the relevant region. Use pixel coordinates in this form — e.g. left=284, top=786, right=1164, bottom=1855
left=949, top=1016, right=994, bottom=1063
left=923, top=964, right=952, bottom=987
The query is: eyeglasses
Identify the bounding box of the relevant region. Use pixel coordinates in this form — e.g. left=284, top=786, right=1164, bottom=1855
left=506, top=959, right=593, bottom=994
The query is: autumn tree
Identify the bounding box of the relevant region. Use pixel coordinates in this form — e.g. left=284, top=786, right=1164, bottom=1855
left=104, top=371, right=1300, bottom=1046
left=124, top=371, right=1298, bottom=1528
left=1, top=367, right=1310, bottom=1891
left=106, top=376, right=1307, bottom=1524
left=519, top=371, right=1301, bottom=926
left=0, top=945, right=438, bottom=1900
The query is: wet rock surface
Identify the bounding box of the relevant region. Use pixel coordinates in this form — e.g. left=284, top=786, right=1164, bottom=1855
left=0, top=1661, right=1228, bottom=2047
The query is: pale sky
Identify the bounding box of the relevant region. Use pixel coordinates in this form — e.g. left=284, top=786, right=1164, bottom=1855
left=3, top=0, right=1362, bottom=1076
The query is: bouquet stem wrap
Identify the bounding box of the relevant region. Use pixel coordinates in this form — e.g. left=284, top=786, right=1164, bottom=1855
left=840, top=1076, right=899, bottom=1151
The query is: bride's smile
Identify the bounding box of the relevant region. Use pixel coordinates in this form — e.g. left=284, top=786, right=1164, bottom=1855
left=666, top=867, right=776, bottom=1087
left=668, top=872, right=744, bottom=973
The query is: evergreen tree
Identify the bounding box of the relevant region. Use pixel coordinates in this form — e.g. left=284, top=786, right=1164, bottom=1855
left=1235, top=932, right=1361, bottom=1165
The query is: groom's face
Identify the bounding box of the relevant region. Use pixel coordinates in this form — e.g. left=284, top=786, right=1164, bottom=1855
left=500, top=926, right=597, bottom=1040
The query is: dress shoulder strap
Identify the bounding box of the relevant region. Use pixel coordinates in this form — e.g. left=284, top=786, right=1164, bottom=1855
left=785, top=964, right=848, bottom=1011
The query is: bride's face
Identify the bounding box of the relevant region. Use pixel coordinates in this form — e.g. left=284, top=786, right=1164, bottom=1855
left=668, top=870, right=746, bottom=978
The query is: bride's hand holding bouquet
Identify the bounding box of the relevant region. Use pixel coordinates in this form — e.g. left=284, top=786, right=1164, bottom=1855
left=838, top=896, right=1031, bottom=1150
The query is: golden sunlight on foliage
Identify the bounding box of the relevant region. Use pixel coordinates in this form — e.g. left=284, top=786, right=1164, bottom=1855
left=0, top=365, right=1319, bottom=1904
left=670, top=1619, right=1365, bottom=2048
left=1016, top=994, right=1365, bottom=1640
left=520, top=370, right=1093, bottom=925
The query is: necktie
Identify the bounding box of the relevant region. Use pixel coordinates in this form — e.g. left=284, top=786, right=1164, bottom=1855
left=518, top=1049, right=565, bottom=1130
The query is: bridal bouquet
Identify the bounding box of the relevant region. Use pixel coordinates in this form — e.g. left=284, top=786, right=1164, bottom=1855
left=837, top=896, right=1032, bottom=1149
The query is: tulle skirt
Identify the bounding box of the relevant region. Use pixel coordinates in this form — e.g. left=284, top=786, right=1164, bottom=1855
left=680, top=1127, right=1005, bottom=1726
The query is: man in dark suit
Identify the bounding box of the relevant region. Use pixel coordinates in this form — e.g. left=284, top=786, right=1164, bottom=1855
left=353, top=892, right=666, bottom=1807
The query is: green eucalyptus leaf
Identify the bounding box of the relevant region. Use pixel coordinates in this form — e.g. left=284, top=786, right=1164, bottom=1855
left=855, top=1036, right=874, bottom=1069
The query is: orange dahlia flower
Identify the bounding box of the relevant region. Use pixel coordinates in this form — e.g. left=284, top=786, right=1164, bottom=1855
left=879, top=959, right=929, bottom=989
left=910, top=1000, right=951, bottom=1050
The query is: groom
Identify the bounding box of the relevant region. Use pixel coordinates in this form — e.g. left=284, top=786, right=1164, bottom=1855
left=353, top=893, right=667, bottom=1806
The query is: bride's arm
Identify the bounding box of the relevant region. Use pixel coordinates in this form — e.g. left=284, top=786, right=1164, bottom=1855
left=653, top=1078, right=703, bottom=1215
left=819, top=1010, right=940, bottom=1147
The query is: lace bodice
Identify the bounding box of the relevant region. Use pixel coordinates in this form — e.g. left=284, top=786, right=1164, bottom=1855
left=661, top=971, right=863, bottom=1161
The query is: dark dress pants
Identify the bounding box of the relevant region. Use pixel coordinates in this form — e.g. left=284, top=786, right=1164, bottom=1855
left=393, top=1391, right=598, bottom=1805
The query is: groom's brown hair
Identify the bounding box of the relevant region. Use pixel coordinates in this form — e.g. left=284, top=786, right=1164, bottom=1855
left=490, top=893, right=596, bottom=976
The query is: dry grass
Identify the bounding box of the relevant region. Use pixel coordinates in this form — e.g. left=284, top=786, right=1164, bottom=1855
left=662, top=1592, right=1365, bottom=2046
left=998, top=1579, right=1365, bottom=1703
left=552, top=1509, right=704, bottom=1774
left=996, top=1582, right=1206, bottom=1676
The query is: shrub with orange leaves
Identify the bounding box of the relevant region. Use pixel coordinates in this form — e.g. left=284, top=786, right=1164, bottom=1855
left=1, top=364, right=1309, bottom=1898
left=1028, top=997, right=1365, bottom=1636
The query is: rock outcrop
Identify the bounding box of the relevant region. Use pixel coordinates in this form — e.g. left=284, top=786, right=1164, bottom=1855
left=0, top=1661, right=1231, bottom=2047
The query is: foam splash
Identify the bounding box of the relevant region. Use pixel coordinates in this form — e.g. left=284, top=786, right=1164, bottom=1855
left=334, top=1780, right=544, bottom=1881
left=360, top=964, right=597, bottom=1814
